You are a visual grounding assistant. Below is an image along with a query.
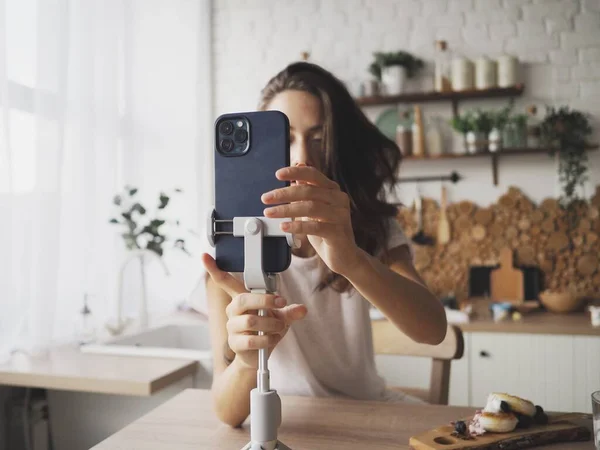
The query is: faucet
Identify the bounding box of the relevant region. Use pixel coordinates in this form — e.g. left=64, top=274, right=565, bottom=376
left=106, top=249, right=170, bottom=336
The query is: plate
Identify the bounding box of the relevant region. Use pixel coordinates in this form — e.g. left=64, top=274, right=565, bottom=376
left=375, top=107, right=400, bottom=141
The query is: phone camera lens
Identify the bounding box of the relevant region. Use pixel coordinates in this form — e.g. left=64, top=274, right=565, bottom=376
left=219, top=121, right=233, bottom=135
left=234, top=129, right=248, bottom=143
left=220, top=138, right=234, bottom=152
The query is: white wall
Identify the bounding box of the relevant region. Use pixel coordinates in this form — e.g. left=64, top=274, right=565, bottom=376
left=212, top=0, right=600, bottom=207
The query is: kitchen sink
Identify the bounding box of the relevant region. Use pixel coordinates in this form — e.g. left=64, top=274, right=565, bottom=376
left=80, top=323, right=212, bottom=366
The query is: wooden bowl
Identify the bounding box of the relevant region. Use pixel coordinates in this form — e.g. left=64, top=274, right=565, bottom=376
left=539, top=290, right=585, bottom=313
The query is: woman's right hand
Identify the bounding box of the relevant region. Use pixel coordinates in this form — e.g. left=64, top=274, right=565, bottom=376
left=202, top=254, right=308, bottom=370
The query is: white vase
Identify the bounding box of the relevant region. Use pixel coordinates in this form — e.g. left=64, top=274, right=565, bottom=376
left=488, top=128, right=501, bottom=152
left=381, top=66, right=407, bottom=95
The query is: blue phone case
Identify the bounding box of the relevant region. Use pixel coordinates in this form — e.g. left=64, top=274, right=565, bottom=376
left=214, top=110, right=292, bottom=273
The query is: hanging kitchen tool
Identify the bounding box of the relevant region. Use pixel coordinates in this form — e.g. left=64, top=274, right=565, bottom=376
left=437, top=184, right=450, bottom=245
left=412, top=185, right=435, bottom=246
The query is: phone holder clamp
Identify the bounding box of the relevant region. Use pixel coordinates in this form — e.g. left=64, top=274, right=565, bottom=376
left=207, top=208, right=295, bottom=450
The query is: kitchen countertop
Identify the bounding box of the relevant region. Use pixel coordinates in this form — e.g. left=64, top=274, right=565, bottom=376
left=373, top=301, right=600, bottom=337
left=92, top=388, right=595, bottom=449
left=0, top=310, right=207, bottom=396
left=0, top=344, right=198, bottom=396
left=456, top=310, right=600, bottom=336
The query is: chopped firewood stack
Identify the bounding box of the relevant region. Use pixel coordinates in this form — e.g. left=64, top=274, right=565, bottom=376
left=396, top=185, right=600, bottom=301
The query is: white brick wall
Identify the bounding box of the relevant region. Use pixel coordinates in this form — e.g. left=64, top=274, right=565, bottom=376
left=213, top=0, right=600, bottom=204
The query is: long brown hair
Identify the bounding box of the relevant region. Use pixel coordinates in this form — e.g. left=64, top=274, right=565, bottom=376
left=259, top=62, right=401, bottom=292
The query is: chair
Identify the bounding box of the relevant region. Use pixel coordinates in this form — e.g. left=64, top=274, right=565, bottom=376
left=372, top=321, right=464, bottom=405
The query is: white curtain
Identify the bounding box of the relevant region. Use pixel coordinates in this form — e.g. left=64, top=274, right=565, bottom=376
left=0, top=0, right=212, bottom=362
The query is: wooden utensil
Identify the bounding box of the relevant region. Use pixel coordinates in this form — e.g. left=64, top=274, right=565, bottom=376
left=409, top=416, right=590, bottom=450
left=490, top=247, right=524, bottom=303
left=437, top=185, right=450, bottom=245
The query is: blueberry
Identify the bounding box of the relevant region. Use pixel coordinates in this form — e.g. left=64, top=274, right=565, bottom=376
left=516, top=413, right=533, bottom=428
left=454, top=420, right=467, bottom=435
left=500, top=401, right=511, bottom=412
left=534, top=405, right=548, bottom=425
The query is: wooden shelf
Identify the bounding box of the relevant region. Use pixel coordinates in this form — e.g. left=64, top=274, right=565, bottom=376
left=403, top=145, right=598, bottom=185
left=356, top=85, right=525, bottom=110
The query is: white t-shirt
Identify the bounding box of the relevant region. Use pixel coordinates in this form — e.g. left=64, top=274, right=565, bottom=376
left=267, top=218, right=424, bottom=404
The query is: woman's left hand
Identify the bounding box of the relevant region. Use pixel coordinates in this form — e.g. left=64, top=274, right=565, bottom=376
left=261, top=165, right=363, bottom=276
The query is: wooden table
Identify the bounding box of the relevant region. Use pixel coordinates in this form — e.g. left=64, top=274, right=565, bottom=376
left=92, top=389, right=595, bottom=449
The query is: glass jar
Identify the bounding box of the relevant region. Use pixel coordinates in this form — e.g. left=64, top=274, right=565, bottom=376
left=395, top=111, right=413, bottom=156
left=434, top=40, right=452, bottom=93
left=426, top=116, right=444, bottom=156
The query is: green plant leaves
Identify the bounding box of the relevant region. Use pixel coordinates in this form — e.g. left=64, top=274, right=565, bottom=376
left=131, top=203, right=146, bottom=215
left=540, top=106, right=592, bottom=227
left=158, top=193, right=169, bottom=209
left=110, top=186, right=191, bottom=258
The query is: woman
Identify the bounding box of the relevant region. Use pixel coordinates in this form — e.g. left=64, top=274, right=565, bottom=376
left=202, top=62, right=447, bottom=427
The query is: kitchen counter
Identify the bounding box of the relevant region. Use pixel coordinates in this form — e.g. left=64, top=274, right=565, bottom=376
left=373, top=302, right=600, bottom=337
left=92, top=388, right=595, bottom=449
left=0, top=344, right=197, bottom=396
left=457, top=310, right=600, bottom=336
left=0, top=310, right=208, bottom=396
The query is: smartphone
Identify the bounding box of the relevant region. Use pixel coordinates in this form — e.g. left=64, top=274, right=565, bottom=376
left=213, top=110, right=292, bottom=274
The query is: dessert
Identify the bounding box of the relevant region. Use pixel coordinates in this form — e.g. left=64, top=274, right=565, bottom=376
left=484, top=393, right=537, bottom=417
left=479, top=411, right=519, bottom=433
left=451, top=393, right=549, bottom=439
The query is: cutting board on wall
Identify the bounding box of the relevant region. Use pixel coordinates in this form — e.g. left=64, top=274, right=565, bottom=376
left=490, top=247, right=525, bottom=303
left=409, top=418, right=591, bottom=449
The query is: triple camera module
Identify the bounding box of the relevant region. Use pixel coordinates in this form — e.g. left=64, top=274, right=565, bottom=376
left=217, top=117, right=250, bottom=156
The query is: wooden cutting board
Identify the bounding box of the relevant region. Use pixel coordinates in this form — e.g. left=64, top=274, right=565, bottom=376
left=409, top=416, right=591, bottom=449
left=490, top=247, right=524, bottom=303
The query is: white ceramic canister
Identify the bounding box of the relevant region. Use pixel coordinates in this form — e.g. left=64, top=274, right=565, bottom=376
left=497, top=54, right=518, bottom=88
left=451, top=58, right=474, bottom=91
left=475, top=57, right=497, bottom=90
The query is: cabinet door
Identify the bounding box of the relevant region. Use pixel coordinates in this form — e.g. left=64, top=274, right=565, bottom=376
left=573, top=336, right=600, bottom=414
left=449, top=331, right=470, bottom=406
left=469, top=332, right=575, bottom=411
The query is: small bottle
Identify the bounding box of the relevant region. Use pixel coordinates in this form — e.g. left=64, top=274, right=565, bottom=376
left=426, top=115, right=444, bottom=156
left=77, top=293, right=96, bottom=345
left=395, top=111, right=413, bottom=156
left=412, top=105, right=426, bottom=157
left=434, top=40, right=452, bottom=93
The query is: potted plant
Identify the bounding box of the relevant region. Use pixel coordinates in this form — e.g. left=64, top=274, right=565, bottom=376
left=371, top=51, right=424, bottom=95
left=450, top=112, right=474, bottom=154
left=540, top=106, right=593, bottom=216
left=108, top=186, right=190, bottom=330
left=467, top=110, right=494, bottom=153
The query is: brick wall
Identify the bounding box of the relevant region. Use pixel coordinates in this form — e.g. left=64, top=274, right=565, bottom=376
left=212, top=0, right=600, bottom=205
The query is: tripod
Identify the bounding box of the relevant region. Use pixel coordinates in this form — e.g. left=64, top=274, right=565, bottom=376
left=208, top=211, right=294, bottom=450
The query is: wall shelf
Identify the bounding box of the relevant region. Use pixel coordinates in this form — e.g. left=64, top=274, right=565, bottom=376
left=402, top=145, right=599, bottom=186
left=356, top=85, right=525, bottom=116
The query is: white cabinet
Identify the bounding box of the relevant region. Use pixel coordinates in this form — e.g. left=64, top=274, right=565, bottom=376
left=469, top=332, right=599, bottom=413
left=375, top=332, right=600, bottom=413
